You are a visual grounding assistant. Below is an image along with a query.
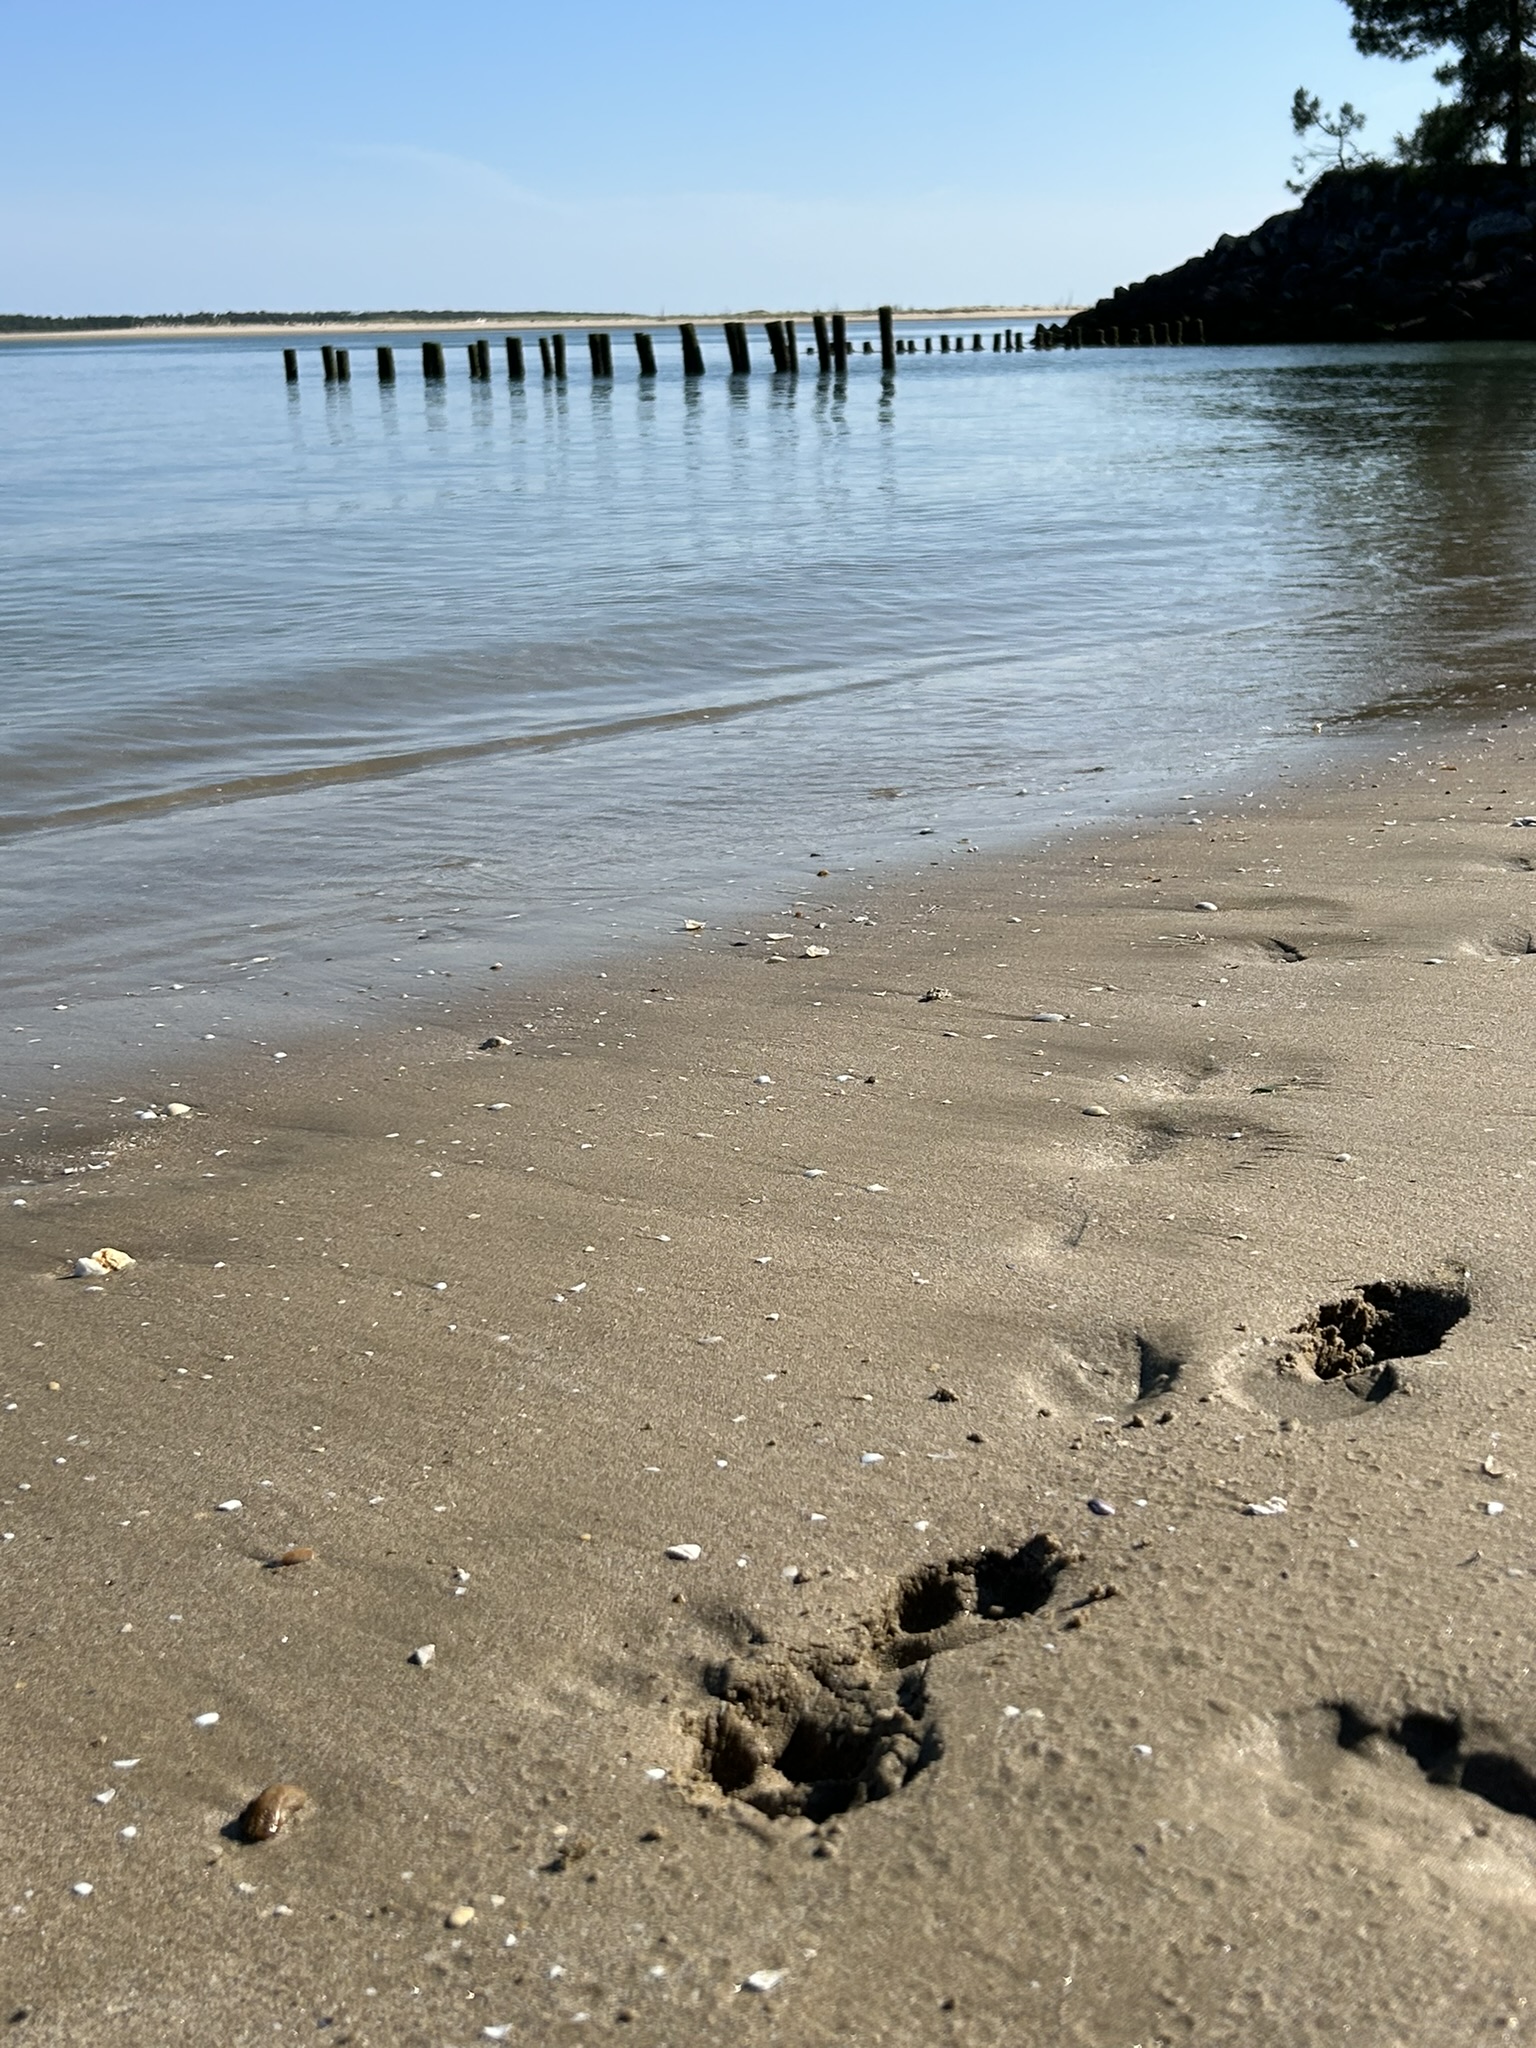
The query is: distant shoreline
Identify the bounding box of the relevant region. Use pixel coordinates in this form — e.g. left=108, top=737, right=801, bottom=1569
left=0, top=306, right=1080, bottom=344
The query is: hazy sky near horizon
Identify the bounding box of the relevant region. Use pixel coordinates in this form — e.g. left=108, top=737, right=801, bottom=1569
left=1, top=1, right=1442, bottom=315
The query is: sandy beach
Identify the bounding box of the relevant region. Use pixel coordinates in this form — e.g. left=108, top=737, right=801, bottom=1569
left=3, top=712, right=1535, bottom=2046
left=0, top=310, right=1079, bottom=345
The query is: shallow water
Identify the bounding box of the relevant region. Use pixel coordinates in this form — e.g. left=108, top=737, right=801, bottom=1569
left=2, top=324, right=1533, bottom=1083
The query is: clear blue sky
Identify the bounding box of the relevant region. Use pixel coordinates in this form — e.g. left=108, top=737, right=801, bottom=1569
left=0, top=0, right=1441, bottom=314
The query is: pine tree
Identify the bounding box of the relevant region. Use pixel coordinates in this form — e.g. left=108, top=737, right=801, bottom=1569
left=1346, top=1, right=1536, bottom=168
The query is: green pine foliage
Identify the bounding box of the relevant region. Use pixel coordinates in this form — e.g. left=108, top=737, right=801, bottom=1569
left=1345, top=1, right=1536, bottom=167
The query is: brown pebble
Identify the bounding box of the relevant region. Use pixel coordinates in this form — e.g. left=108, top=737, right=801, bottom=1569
left=272, top=1546, right=315, bottom=1568
left=446, top=1904, right=476, bottom=1928
left=239, top=1783, right=308, bottom=1842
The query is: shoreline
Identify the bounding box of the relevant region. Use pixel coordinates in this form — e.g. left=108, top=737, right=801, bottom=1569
left=0, top=309, right=1081, bottom=346
left=3, top=713, right=1535, bottom=2044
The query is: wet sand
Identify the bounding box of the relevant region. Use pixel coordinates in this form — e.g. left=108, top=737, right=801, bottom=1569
left=3, top=716, right=1535, bottom=2046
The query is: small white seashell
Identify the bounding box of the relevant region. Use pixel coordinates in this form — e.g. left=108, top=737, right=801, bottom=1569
left=644, top=1767, right=668, bottom=1780
left=803, top=1167, right=825, bottom=1177
left=112, top=1759, right=139, bottom=1770
left=754, top=1075, right=773, bottom=1085
left=1511, top=817, right=1536, bottom=828
left=665, top=1544, right=702, bottom=1562
left=682, top=920, right=706, bottom=932
left=119, top=1826, right=137, bottom=1839
left=192, top=1712, right=220, bottom=1727
left=1082, top=1105, right=1111, bottom=1118
left=1031, top=1011, right=1068, bottom=1023
left=72, top=1882, right=94, bottom=1898
left=167, top=1103, right=193, bottom=1117
left=410, top=1643, right=436, bottom=1666
left=863, top=1183, right=889, bottom=1193
left=1485, top=1501, right=1507, bottom=1516
left=802, top=945, right=830, bottom=958
left=1194, top=901, right=1219, bottom=912
left=1244, top=1497, right=1288, bottom=1517
left=488, top=1101, right=511, bottom=1111
left=1131, top=1743, right=1153, bottom=1757
left=73, top=1257, right=109, bottom=1279
left=93, top=1789, right=116, bottom=1804
left=742, top=1971, right=784, bottom=1995
left=767, top=932, right=792, bottom=941
left=860, top=1452, right=885, bottom=1466
left=215, top=1499, right=242, bottom=1513
left=1087, top=1497, right=1115, bottom=1516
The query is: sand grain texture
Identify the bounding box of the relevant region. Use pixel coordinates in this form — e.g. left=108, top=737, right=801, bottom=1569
left=2, top=725, right=1534, bottom=2044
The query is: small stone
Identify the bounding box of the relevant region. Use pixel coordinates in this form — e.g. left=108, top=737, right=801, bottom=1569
left=272, top=1546, right=314, bottom=1567
left=410, top=1643, right=436, bottom=1666
left=742, top=1971, right=784, bottom=1995
left=1087, top=1498, right=1115, bottom=1517
left=446, top=1904, right=476, bottom=1928
left=665, top=1544, right=702, bottom=1562
left=239, top=1783, right=308, bottom=1842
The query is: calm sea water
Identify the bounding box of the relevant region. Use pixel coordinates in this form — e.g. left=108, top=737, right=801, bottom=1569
left=2, top=323, right=1533, bottom=1084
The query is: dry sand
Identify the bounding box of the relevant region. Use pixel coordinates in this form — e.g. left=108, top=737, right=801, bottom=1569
left=0, top=311, right=1078, bottom=346
left=2, top=717, right=1535, bottom=2046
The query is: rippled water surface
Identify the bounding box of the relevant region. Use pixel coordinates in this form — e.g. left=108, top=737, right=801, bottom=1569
left=3, top=324, right=1534, bottom=1071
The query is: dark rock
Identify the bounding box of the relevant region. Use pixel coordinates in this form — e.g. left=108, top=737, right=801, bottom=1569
left=1068, top=165, right=1536, bottom=345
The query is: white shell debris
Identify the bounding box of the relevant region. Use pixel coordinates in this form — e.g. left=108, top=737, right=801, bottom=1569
left=1485, top=1502, right=1507, bottom=1516
left=1082, top=1105, right=1111, bottom=1118
left=192, top=1712, right=220, bottom=1728
left=742, top=1971, right=785, bottom=1995
left=73, top=1246, right=135, bottom=1279
left=754, top=1075, right=773, bottom=1085
left=1194, top=901, right=1219, bottom=912
left=93, top=1789, right=116, bottom=1806
left=167, top=1103, right=193, bottom=1117
left=802, top=945, right=830, bottom=958
left=665, top=1544, right=702, bottom=1562
left=803, top=1168, right=826, bottom=1178
left=72, top=1883, right=94, bottom=1898
left=1031, top=1011, right=1068, bottom=1023
left=919, top=988, right=952, bottom=1003
left=1087, top=1498, right=1115, bottom=1517
left=1132, top=1743, right=1154, bottom=1757
left=215, top=1499, right=242, bottom=1513
left=682, top=920, right=706, bottom=932
left=1244, top=1497, right=1288, bottom=1517
left=1511, top=817, right=1536, bottom=828
left=409, top=1643, right=436, bottom=1666
left=73, top=1257, right=109, bottom=1279
left=860, top=1452, right=885, bottom=1466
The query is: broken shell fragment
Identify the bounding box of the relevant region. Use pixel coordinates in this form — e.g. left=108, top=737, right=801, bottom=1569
left=478, top=1035, right=512, bottom=1051
left=682, top=920, right=706, bottom=932
left=919, top=988, right=952, bottom=1002
left=272, top=1546, right=315, bottom=1568
left=802, top=945, right=830, bottom=958
left=74, top=1247, right=134, bottom=1278
left=239, top=1783, right=308, bottom=1842
left=410, top=1643, right=436, bottom=1666
left=1082, top=1105, right=1111, bottom=1118
left=665, top=1544, right=702, bottom=1562
left=72, top=1257, right=109, bottom=1279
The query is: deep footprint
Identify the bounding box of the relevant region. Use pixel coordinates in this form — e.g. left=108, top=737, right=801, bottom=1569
left=691, top=1535, right=1075, bottom=1822
left=1333, top=1704, right=1536, bottom=1822
left=1282, top=1278, right=1469, bottom=1401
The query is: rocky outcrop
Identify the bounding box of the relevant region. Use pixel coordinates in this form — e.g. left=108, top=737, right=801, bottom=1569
left=1066, top=164, right=1536, bottom=345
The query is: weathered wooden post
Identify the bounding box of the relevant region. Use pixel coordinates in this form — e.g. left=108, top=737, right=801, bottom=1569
left=283, top=348, right=299, bottom=382
left=467, top=344, right=481, bottom=379
left=321, top=345, right=337, bottom=382
left=588, top=332, right=605, bottom=377
left=1193, top=317, right=1206, bottom=343
left=635, top=331, right=657, bottom=376
left=506, top=336, right=525, bottom=380
left=878, top=304, right=896, bottom=372
left=812, top=313, right=832, bottom=374
left=764, top=320, right=788, bottom=372
left=725, top=321, right=751, bottom=373
left=832, top=312, right=848, bottom=372
left=680, top=322, right=705, bottom=376
left=783, top=318, right=799, bottom=373
left=377, top=345, right=395, bottom=383
left=538, top=336, right=554, bottom=379
left=477, top=338, right=492, bottom=378
left=1174, top=320, right=1186, bottom=345
left=552, top=334, right=567, bottom=380
left=335, top=348, right=351, bottom=381
left=423, top=341, right=445, bottom=379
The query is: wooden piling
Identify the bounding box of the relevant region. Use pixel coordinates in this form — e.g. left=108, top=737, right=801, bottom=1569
left=321, top=345, right=337, bottom=382
left=336, top=348, right=351, bottom=381
left=506, top=336, right=525, bottom=380
left=634, top=331, right=657, bottom=376
left=831, top=312, right=848, bottom=373
left=725, top=321, right=751, bottom=373
left=538, top=336, right=554, bottom=379
left=477, top=337, right=492, bottom=379
left=878, top=304, right=895, bottom=373
left=1193, top=317, right=1206, bottom=344
left=377, top=345, right=395, bottom=383
left=552, top=334, right=567, bottom=380
left=588, top=332, right=605, bottom=378
left=680, top=322, right=705, bottom=376
left=812, top=313, right=832, bottom=374
left=283, top=348, right=299, bottom=383
left=423, top=341, right=445, bottom=380
left=1174, top=320, right=1186, bottom=345
left=467, top=344, right=481, bottom=380
left=765, top=320, right=788, bottom=373
left=783, top=318, right=799, bottom=373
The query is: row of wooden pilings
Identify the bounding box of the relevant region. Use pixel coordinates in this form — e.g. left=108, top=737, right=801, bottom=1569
left=1033, top=318, right=1206, bottom=349
left=283, top=309, right=1065, bottom=386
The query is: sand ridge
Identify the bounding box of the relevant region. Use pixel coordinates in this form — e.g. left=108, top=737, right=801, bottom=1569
left=2, top=719, right=1534, bottom=2044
